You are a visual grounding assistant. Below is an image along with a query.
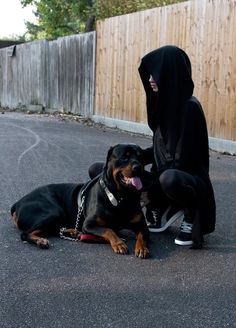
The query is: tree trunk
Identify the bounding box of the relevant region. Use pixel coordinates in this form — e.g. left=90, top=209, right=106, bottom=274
left=85, top=15, right=95, bottom=32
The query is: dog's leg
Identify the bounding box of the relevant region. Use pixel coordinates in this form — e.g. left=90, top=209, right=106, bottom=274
left=84, top=218, right=128, bottom=254
left=130, top=213, right=150, bottom=258
left=21, top=229, right=50, bottom=249
left=134, top=231, right=150, bottom=259
left=102, top=229, right=128, bottom=254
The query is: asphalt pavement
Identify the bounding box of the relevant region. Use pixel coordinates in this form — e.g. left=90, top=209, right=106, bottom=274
left=0, top=111, right=235, bottom=328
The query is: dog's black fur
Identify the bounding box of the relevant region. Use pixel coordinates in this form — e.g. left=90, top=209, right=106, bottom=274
left=11, top=144, right=150, bottom=258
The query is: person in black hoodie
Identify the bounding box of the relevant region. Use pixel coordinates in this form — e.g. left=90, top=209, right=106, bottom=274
left=138, top=45, right=216, bottom=248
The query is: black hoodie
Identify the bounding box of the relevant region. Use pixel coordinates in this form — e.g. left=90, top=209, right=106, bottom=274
left=139, top=45, right=215, bottom=237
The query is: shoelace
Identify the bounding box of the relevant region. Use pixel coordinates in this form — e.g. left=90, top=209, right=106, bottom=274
left=151, top=210, right=159, bottom=222
left=180, top=221, right=193, bottom=233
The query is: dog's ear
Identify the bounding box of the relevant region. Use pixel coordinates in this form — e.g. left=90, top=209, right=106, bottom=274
left=104, top=146, right=115, bottom=169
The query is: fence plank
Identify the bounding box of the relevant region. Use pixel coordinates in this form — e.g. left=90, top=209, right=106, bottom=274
left=0, top=41, right=47, bottom=109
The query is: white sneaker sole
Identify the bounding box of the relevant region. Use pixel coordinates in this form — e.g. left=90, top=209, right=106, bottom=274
left=148, top=207, right=184, bottom=233
left=174, top=239, right=193, bottom=246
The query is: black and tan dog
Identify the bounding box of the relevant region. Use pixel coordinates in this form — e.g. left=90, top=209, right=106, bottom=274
left=11, top=144, right=150, bottom=258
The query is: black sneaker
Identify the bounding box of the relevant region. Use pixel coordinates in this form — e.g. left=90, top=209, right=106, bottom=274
left=174, top=219, right=193, bottom=246
left=146, top=208, right=162, bottom=229
left=147, top=206, right=184, bottom=233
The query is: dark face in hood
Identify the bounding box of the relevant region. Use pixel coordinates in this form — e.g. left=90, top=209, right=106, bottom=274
left=139, top=45, right=194, bottom=154
left=139, top=45, right=194, bottom=99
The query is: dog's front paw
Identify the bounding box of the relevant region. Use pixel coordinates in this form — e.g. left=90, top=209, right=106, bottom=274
left=134, top=245, right=150, bottom=259
left=111, top=240, right=128, bottom=255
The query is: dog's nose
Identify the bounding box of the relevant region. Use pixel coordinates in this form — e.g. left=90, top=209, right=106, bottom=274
left=132, top=163, right=141, bottom=175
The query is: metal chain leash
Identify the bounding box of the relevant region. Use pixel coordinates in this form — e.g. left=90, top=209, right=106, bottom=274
left=75, top=195, right=85, bottom=230
left=59, top=195, right=85, bottom=241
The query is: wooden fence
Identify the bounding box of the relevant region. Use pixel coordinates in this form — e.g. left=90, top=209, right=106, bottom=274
left=95, top=0, right=236, bottom=143
left=0, top=32, right=95, bottom=116
left=0, top=0, right=236, bottom=151
left=0, top=40, right=47, bottom=109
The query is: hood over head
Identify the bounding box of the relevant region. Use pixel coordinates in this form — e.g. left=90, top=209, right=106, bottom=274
left=139, top=45, right=194, bottom=155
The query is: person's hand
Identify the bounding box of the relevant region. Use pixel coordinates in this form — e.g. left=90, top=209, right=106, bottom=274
left=140, top=191, right=150, bottom=208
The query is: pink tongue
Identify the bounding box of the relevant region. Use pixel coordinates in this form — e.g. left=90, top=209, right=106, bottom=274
left=130, top=177, right=143, bottom=190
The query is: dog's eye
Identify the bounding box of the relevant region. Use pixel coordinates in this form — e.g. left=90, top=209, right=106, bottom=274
left=121, top=152, right=130, bottom=160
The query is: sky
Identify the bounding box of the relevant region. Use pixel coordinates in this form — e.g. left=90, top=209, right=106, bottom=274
left=0, top=0, right=36, bottom=38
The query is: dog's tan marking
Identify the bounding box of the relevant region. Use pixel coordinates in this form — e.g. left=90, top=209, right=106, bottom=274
left=96, top=217, right=106, bottom=226
left=113, top=168, right=123, bottom=189
left=130, top=213, right=143, bottom=224
left=12, top=212, right=19, bottom=227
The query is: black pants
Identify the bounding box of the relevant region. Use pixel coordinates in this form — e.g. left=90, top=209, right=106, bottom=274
left=148, top=169, right=202, bottom=219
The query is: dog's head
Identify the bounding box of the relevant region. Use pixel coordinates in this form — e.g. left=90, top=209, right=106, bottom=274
left=104, top=143, right=145, bottom=191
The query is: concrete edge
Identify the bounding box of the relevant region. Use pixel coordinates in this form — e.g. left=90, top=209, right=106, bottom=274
left=92, top=115, right=152, bottom=136
left=209, top=137, right=236, bottom=155
left=92, top=115, right=236, bottom=155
